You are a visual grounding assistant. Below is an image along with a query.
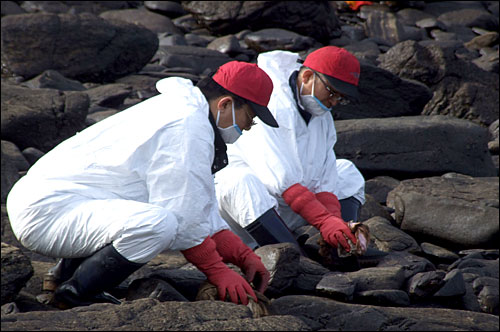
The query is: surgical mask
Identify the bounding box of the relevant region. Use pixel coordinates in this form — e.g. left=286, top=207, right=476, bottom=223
left=216, top=102, right=243, bottom=144
left=298, top=73, right=332, bottom=116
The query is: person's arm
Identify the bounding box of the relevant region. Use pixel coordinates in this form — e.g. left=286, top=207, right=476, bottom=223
left=282, top=183, right=356, bottom=251
left=181, top=236, right=257, bottom=305
left=211, top=229, right=270, bottom=294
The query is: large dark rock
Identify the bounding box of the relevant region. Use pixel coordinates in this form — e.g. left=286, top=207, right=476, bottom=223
left=378, top=40, right=499, bottom=127
left=1, top=83, right=89, bottom=152
left=332, top=62, right=432, bottom=120
left=181, top=1, right=341, bottom=44
left=335, top=115, right=497, bottom=178
left=387, top=173, right=499, bottom=249
left=1, top=243, right=33, bottom=305
left=1, top=12, right=158, bottom=82
left=271, top=295, right=499, bottom=331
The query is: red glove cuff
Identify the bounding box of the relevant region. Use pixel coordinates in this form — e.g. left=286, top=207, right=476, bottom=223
left=282, top=183, right=316, bottom=213
left=315, top=192, right=342, bottom=219
left=181, top=236, right=221, bottom=269
left=211, top=229, right=253, bottom=266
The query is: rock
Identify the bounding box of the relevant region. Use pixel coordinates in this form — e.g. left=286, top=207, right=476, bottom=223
left=1, top=141, right=30, bottom=172
left=271, top=295, right=499, bottom=331
left=255, top=243, right=301, bottom=297
left=126, top=277, right=188, bottom=302
left=151, top=45, right=230, bottom=76
left=407, top=270, right=446, bottom=298
left=420, top=242, right=460, bottom=263
left=387, top=173, right=499, bottom=248
left=433, top=269, right=466, bottom=298
left=377, top=251, right=435, bottom=280
left=365, top=176, right=401, bottom=204
left=358, top=194, right=394, bottom=222
left=21, top=147, right=45, bottom=167
left=1, top=13, right=158, bottom=82
left=436, top=8, right=499, bottom=32
left=182, top=1, right=341, bottom=44
left=1, top=148, right=20, bottom=204
left=0, top=298, right=311, bottom=331
left=1, top=83, right=89, bottom=152
left=21, top=70, right=87, bottom=91
left=335, top=116, right=497, bottom=178
left=333, top=63, right=432, bottom=120
left=244, top=28, right=316, bottom=53
left=144, top=1, right=187, bottom=19
left=363, top=9, right=421, bottom=46
left=207, top=34, right=245, bottom=56
left=84, top=83, right=132, bottom=111
left=292, top=255, right=330, bottom=294
left=1, top=243, right=34, bottom=305
left=378, top=40, right=499, bottom=127
left=99, top=8, right=181, bottom=35
left=364, top=217, right=421, bottom=254
left=354, top=289, right=410, bottom=307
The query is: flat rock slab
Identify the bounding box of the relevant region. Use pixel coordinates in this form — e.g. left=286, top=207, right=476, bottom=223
left=271, top=295, right=499, bottom=331
left=335, top=115, right=497, bottom=178
left=387, top=173, right=499, bottom=248
left=1, top=298, right=310, bottom=331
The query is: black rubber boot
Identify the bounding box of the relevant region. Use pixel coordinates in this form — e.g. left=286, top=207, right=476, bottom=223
left=245, top=208, right=305, bottom=255
left=54, top=244, right=144, bottom=308
left=339, top=197, right=362, bottom=222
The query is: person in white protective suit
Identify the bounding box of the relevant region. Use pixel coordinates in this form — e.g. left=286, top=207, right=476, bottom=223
left=6, top=61, right=279, bottom=308
left=214, top=46, right=366, bottom=253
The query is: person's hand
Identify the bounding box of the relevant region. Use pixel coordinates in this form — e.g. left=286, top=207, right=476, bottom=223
left=283, top=183, right=356, bottom=252
left=181, top=236, right=257, bottom=305
left=212, top=230, right=270, bottom=294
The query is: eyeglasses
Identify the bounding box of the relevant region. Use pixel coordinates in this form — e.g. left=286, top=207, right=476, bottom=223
left=315, top=72, right=350, bottom=106
left=244, top=108, right=257, bottom=127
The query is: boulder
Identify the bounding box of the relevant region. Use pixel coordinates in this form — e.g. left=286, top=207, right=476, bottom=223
left=1, top=13, right=158, bottom=82
left=1, top=83, right=89, bottom=152
left=387, top=173, right=499, bottom=248
left=1, top=243, right=33, bottom=305
left=335, top=116, right=497, bottom=178
left=182, top=1, right=341, bottom=44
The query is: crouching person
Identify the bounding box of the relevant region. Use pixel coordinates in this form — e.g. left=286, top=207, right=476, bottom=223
left=6, top=61, right=278, bottom=309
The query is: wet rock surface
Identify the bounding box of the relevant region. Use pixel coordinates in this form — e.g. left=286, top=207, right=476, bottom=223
left=1, top=1, right=498, bottom=331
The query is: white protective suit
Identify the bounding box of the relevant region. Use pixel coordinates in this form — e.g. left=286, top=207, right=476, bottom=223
left=6, top=77, right=229, bottom=264
left=215, top=50, right=365, bottom=232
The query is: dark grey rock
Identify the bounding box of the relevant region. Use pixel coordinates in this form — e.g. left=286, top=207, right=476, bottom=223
left=407, top=270, right=446, bottom=298
left=151, top=45, right=230, bottom=76
left=420, top=242, right=460, bottom=263
left=21, top=147, right=45, bottom=166
left=99, top=8, right=181, bottom=35
left=378, top=40, right=499, bottom=127
left=364, top=217, right=421, bottom=254
left=365, top=176, right=401, bottom=204
left=1, top=1, right=26, bottom=15
left=255, top=243, right=301, bottom=297
left=387, top=173, right=499, bottom=248
left=1, top=141, right=30, bottom=172
left=271, top=295, right=499, bottom=331
left=437, top=8, right=499, bottom=31
left=354, top=289, right=410, bottom=307
left=1, top=12, right=158, bottom=83
left=377, top=251, right=435, bottom=280
left=1, top=83, right=89, bottom=152
left=358, top=194, right=394, bottom=222
left=207, top=34, right=245, bottom=56
left=316, top=272, right=356, bottom=302
left=85, top=83, right=132, bottom=111
left=144, top=1, right=187, bottom=18
left=433, top=269, right=466, bottom=297
left=1, top=243, right=34, bottom=305
left=126, top=277, right=188, bottom=302
left=1, top=147, right=20, bottom=204
left=182, top=1, right=341, bottom=44
left=335, top=116, right=497, bottom=178
left=21, top=70, right=87, bottom=91
left=244, top=28, right=316, bottom=53
left=332, top=63, right=432, bottom=120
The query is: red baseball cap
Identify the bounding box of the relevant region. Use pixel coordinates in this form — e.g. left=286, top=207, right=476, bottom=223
left=303, top=46, right=360, bottom=101
left=213, top=61, right=278, bottom=127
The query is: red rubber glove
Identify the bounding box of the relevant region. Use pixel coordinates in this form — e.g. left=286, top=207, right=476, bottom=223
left=315, top=191, right=343, bottom=218
left=283, top=183, right=356, bottom=252
left=211, top=229, right=270, bottom=294
left=181, top=236, right=256, bottom=305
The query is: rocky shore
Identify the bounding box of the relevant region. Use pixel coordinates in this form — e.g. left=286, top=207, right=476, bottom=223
left=1, top=1, right=498, bottom=331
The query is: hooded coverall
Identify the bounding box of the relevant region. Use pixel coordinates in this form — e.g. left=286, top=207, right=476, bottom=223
left=7, top=77, right=229, bottom=264
left=214, top=50, right=365, bottom=233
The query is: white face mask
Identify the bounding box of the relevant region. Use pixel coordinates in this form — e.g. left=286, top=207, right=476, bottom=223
left=298, top=73, right=332, bottom=116
left=216, top=102, right=243, bottom=144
